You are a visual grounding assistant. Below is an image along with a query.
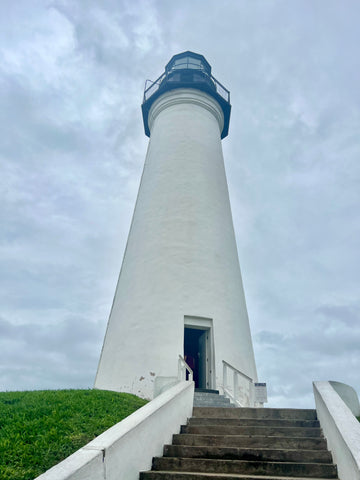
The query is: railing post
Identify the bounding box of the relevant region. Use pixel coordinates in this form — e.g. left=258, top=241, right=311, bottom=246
left=178, top=357, right=183, bottom=381
left=223, top=362, right=227, bottom=393
left=233, top=371, right=238, bottom=403
left=178, top=355, right=193, bottom=383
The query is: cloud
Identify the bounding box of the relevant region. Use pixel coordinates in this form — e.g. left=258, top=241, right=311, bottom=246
left=0, top=314, right=102, bottom=391
left=254, top=301, right=360, bottom=407
left=316, top=304, right=360, bottom=327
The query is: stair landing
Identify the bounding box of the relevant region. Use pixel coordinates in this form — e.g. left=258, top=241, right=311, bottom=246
left=193, top=390, right=235, bottom=408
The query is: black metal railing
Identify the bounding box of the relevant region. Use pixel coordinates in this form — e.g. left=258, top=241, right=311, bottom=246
left=143, top=68, right=230, bottom=104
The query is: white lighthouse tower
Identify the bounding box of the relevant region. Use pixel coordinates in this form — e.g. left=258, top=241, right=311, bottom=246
left=95, top=51, right=258, bottom=401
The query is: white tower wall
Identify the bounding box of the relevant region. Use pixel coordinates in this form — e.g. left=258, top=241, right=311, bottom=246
left=95, top=88, right=258, bottom=399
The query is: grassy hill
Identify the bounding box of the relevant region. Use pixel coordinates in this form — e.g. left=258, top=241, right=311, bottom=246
left=0, top=389, right=147, bottom=480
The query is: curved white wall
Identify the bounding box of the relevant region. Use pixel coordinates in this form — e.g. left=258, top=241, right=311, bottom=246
left=313, top=381, right=360, bottom=480
left=95, top=88, right=258, bottom=398
left=330, top=381, right=360, bottom=417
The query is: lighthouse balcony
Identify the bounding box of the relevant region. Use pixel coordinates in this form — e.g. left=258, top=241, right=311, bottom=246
left=143, top=68, right=229, bottom=104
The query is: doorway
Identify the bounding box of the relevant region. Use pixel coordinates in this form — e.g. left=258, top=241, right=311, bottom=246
left=184, top=325, right=212, bottom=389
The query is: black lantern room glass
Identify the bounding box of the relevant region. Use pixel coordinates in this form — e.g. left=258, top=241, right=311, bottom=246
left=165, top=53, right=211, bottom=75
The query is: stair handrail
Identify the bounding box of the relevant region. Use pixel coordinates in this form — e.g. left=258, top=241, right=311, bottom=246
left=222, top=360, right=253, bottom=407
left=178, top=354, right=193, bottom=382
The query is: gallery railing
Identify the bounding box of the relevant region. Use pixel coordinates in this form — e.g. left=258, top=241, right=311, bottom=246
left=143, top=68, right=230, bottom=104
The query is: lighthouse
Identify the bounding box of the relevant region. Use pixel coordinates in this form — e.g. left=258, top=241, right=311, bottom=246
left=95, top=51, right=258, bottom=401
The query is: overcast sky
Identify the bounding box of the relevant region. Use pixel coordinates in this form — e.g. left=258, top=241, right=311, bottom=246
left=1, top=0, right=359, bottom=408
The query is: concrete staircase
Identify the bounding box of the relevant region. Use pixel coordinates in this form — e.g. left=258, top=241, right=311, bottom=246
left=193, top=389, right=235, bottom=408
left=140, top=406, right=338, bottom=479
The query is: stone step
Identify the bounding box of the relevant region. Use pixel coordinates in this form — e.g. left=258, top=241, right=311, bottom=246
left=193, top=403, right=235, bottom=409
left=194, top=393, right=235, bottom=408
left=140, top=472, right=337, bottom=480
left=195, top=389, right=219, bottom=394
left=194, top=392, right=224, bottom=398
left=193, top=399, right=232, bottom=404
left=151, top=457, right=337, bottom=478
left=188, top=417, right=320, bottom=428
left=193, top=408, right=317, bottom=420
left=140, top=407, right=337, bottom=480
left=172, top=434, right=328, bottom=450
left=163, top=445, right=332, bottom=463
left=181, top=425, right=322, bottom=438
left=194, top=396, right=228, bottom=401
left=194, top=404, right=236, bottom=409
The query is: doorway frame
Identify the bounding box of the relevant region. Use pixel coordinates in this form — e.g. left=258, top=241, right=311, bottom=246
left=184, top=316, right=215, bottom=390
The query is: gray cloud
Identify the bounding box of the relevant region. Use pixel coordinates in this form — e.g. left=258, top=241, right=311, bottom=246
left=254, top=301, right=360, bottom=406
left=0, top=314, right=102, bottom=391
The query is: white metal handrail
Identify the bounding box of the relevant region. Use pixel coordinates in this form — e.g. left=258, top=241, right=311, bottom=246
left=222, top=360, right=253, bottom=407
left=178, top=355, right=193, bottom=382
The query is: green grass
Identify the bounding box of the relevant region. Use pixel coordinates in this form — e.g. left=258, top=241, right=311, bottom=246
left=0, top=389, right=147, bottom=480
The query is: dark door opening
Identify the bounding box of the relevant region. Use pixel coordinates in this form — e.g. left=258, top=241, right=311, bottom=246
left=184, top=327, right=209, bottom=388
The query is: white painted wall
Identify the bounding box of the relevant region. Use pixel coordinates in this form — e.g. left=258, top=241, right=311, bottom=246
left=95, top=88, right=258, bottom=398
left=35, top=381, right=194, bottom=480
left=313, top=381, right=360, bottom=480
